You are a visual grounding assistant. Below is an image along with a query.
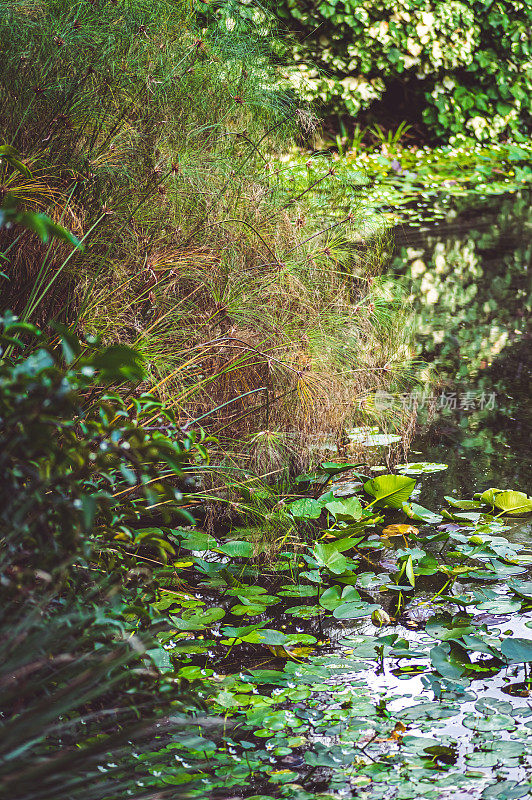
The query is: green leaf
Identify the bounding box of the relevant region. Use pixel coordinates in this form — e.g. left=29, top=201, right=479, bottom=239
left=405, top=555, right=415, bottom=587
left=402, top=502, right=443, bottom=523
left=397, top=462, right=448, bottom=475
left=500, top=637, right=532, bottom=663
left=288, top=498, right=323, bottom=519
left=319, top=584, right=360, bottom=611
left=218, top=540, right=254, bottom=558
left=171, top=607, right=225, bottom=630
left=146, top=646, right=173, bottom=673
left=480, top=488, right=504, bottom=506
left=174, top=529, right=217, bottom=551
left=493, top=491, right=532, bottom=516
left=90, top=344, right=145, bottom=381
left=325, top=496, right=362, bottom=521
left=445, top=496, right=482, bottom=510
left=363, top=474, right=416, bottom=508
left=312, top=543, right=348, bottom=574
left=320, top=461, right=361, bottom=475
left=333, top=601, right=379, bottom=619
left=241, top=629, right=288, bottom=645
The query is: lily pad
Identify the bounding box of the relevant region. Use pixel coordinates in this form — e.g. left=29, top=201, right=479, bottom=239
left=363, top=474, right=416, bottom=509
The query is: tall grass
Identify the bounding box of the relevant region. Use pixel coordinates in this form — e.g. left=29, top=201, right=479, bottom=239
left=0, top=0, right=417, bottom=472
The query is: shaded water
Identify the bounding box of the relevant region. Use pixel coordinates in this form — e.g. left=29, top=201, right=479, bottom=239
left=391, top=189, right=531, bottom=499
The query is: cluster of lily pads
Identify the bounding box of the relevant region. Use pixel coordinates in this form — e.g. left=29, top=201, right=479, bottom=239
left=136, top=461, right=532, bottom=796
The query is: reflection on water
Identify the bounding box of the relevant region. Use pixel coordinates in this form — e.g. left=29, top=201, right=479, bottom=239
left=390, top=189, right=531, bottom=497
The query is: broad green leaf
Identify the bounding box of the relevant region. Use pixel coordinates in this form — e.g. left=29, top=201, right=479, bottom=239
left=480, top=488, right=504, bottom=506
left=312, top=543, right=349, bottom=574
left=333, top=601, right=379, bottom=619
left=320, top=461, right=361, bottom=475
left=319, top=584, right=360, bottom=611
left=175, top=529, right=217, bottom=551
left=325, top=496, right=362, bottom=521
left=146, top=646, right=173, bottom=673
left=364, top=474, right=416, bottom=508
left=218, top=540, right=254, bottom=558
left=402, top=502, right=443, bottom=523
left=397, top=462, right=448, bottom=475
left=445, top=496, right=482, bottom=510
left=171, top=607, right=225, bottom=630
left=405, top=555, right=415, bottom=587
left=493, top=491, right=532, bottom=516
left=288, top=498, right=323, bottom=519
left=241, top=629, right=288, bottom=645
left=231, top=603, right=267, bottom=616
left=501, top=637, right=532, bottom=663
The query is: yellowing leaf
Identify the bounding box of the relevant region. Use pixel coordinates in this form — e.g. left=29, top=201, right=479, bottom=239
left=382, top=524, right=419, bottom=537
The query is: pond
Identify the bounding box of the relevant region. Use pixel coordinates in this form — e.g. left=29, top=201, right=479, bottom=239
left=390, top=187, right=531, bottom=501
left=161, top=189, right=532, bottom=800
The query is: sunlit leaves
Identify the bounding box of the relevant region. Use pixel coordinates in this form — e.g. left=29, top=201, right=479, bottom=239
left=364, top=474, right=416, bottom=508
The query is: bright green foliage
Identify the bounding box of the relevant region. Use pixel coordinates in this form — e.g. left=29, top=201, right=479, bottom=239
left=0, top=312, right=210, bottom=570
left=272, top=0, right=532, bottom=140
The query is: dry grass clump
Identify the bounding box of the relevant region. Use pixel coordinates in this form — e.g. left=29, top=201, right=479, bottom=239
left=0, top=0, right=418, bottom=474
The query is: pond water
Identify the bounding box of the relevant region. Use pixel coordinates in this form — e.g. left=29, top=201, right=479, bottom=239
left=307, top=189, right=532, bottom=799
left=390, top=187, right=531, bottom=500
left=272, top=190, right=532, bottom=798
left=170, top=190, right=532, bottom=800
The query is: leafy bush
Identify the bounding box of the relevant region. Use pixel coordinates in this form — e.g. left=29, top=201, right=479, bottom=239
left=0, top=318, right=214, bottom=799
left=272, top=0, right=532, bottom=140
left=0, top=312, right=211, bottom=572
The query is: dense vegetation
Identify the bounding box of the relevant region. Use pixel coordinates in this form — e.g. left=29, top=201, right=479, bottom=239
left=271, top=0, right=532, bottom=140
left=0, top=0, right=414, bottom=475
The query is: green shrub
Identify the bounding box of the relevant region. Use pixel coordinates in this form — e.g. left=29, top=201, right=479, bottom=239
left=272, top=0, right=532, bottom=141
left=0, top=310, right=210, bottom=571
left=0, top=314, right=215, bottom=799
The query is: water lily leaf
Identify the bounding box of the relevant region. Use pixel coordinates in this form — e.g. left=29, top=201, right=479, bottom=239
left=430, top=644, right=467, bottom=678
left=171, top=607, right=225, bottom=630
left=174, top=529, right=217, bottom=551
left=445, top=496, right=482, bottom=510
left=319, top=585, right=360, bottom=610
left=284, top=604, right=322, bottom=618
left=146, top=646, right=173, bottom=673
left=508, top=580, right=532, bottom=600
left=221, top=622, right=267, bottom=639
left=218, top=540, right=254, bottom=558
left=320, top=461, right=361, bottom=475
left=278, top=585, right=318, bottom=597
left=226, top=586, right=267, bottom=598
left=364, top=474, right=416, bottom=508
left=231, top=602, right=267, bottom=616
left=402, top=502, right=443, bottom=523
left=501, top=637, right=532, bottom=663
left=325, top=496, right=362, bottom=521
left=463, top=713, right=516, bottom=732
left=352, top=432, right=402, bottom=446
left=382, top=524, right=419, bottom=537
left=333, top=601, right=379, bottom=619
left=288, top=498, right=323, bottom=519
left=493, top=491, right=532, bottom=516
left=405, top=555, right=416, bottom=587
left=312, top=543, right=349, bottom=574
left=480, top=488, right=504, bottom=506
left=241, top=628, right=288, bottom=645
left=397, top=462, right=448, bottom=474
